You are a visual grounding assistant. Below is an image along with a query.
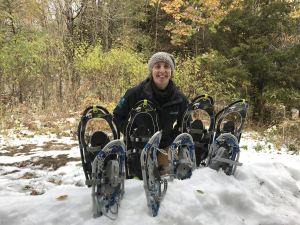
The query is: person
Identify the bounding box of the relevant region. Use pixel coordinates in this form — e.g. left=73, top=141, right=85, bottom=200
left=113, top=52, right=190, bottom=177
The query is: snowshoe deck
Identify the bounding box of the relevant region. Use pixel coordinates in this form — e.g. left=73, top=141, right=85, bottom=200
left=141, top=131, right=167, bottom=217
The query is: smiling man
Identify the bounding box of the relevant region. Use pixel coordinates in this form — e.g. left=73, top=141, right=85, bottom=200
left=113, top=52, right=190, bottom=178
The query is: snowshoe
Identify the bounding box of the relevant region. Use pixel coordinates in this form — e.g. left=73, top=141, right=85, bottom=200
left=85, top=140, right=126, bottom=219
left=162, top=133, right=196, bottom=180
left=207, top=133, right=242, bottom=175
left=207, top=99, right=249, bottom=175
left=140, top=131, right=168, bottom=217
left=180, top=94, right=215, bottom=167
left=124, top=100, right=160, bottom=179
left=78, top=105, right=120, bottom=185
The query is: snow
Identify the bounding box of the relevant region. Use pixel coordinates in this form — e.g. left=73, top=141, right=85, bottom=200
left=0, top=132, right=300, bottom=225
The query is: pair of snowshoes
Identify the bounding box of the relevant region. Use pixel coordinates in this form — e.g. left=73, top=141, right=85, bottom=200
left=78, top=105, right=125, bottom=219
left=180, top=95, right=248, bottom=175
left=124, top=100, right=195, bottom=215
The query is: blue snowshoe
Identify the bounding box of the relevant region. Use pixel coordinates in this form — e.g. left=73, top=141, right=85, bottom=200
left=163, top=133, right=195, bottom=180
left=207, top=99, right=249, bottom=175
left=78, top=105, right=125, bottom=219
left=207, top=133, right=242, bottom=175
left=140, top=131, right=168, bottom=217
left=86, top=140, right=126, bottom=219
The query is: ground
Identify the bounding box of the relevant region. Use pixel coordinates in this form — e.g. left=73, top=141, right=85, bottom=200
left=0, top=128, right=300, bottom=225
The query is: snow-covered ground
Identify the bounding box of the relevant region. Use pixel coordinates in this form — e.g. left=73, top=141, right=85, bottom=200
left=0, top=132, right=299, bottom=225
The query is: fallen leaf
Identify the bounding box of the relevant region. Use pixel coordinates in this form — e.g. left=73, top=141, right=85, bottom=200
left=55, top=180, right=62, bottom=185
left=19, top=161, right=27, bottom=167
left=25, top=185, right=32, bottom=189
left=56, top=195, right=68, bottom=201
left=50, top=146, right=64, bottom=150
left=30, top=190, right=37, bottom=195
left=197, top=190, right=204, bottom=194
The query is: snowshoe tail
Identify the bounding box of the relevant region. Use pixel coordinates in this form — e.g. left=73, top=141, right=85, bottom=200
left=163, top=133, right=195, bottom=180
left=124, top=100, right=160, bottom=179
left=141, top=131, right=167, bottom=217
left=78, top=105, right=119, bottom=186
left=180, top=94, right=215, bottom=167
left=207, top=133, right=242, bottom=176
left=85, top=140, right=126, bottom=220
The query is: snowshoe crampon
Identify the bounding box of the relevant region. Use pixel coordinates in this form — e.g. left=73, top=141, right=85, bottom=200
left=141, top=131, right=167, bottom=217
left=180, top=94, right=215, bottom=167
left=124, top=100, right=159, bottom=179
left=164, top=133, right=196, bottom=180
left=85, top=140, right=126, bottom=220
left=78, top=105, right=119, bottom=184
left=207, top=133, right=242, bottom=175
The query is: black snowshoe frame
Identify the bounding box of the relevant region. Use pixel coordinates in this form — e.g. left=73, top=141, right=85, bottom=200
left=124, top=100, right=160, bottom=179
left=78, top=105, right=120, bottom=184
left=214, top=99, right=249, bottom=143
left=180, top=94, right=215, bottom=167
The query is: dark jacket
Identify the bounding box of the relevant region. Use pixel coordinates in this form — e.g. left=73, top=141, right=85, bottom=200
left=113, top=78, right=189, bottom=148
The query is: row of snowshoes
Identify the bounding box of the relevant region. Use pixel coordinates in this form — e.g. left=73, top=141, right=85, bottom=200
left=77, top=95, right=249, bottom=219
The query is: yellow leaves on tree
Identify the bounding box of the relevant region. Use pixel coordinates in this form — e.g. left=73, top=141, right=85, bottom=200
left=151, top=0, right=243, bottom=45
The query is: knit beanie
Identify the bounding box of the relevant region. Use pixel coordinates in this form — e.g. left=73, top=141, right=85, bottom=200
left=148, top=52, right=176, bottom=76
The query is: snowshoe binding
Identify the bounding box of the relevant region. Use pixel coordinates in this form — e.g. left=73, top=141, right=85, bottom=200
left=162, top=133, right=196, bottom=180
left=207, top=133, right=242, bottom=175
left=207, top=99, right=249, bottom=175
left=140, top=131, right=168, bottom=217
left=124, top=100, right=160, bottom=180
left=180, top=94, right=215, bottom=167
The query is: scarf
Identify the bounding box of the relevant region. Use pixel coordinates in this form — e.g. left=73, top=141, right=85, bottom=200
left=151, top=79, right=173, bottom=100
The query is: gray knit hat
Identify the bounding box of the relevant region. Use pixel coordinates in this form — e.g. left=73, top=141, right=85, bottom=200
left=148, top=52, right=176, bottom=78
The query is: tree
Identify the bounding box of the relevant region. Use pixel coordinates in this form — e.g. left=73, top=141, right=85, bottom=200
left=213, top=0, right=300, bottom=122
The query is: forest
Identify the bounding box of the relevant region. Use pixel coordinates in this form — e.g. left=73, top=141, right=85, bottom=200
left=0, top=0, right=299, bottom=151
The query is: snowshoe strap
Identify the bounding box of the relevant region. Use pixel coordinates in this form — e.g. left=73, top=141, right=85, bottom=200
left=87, top=146, right=102, bottom=152
left=163, top=159, right=191, bottom=171
left=188, top=128, right=207, bottom=134
left=126, top=148, right=141, bottom=155
left=99, top=196, right=119, bottom=220
left=211, top=147, right=243, bottom=166
left=86, top=176, right=124, bottom=186
left=130, top=136, right=150, bottom=142
left=157, top=148, right=168, bottom=155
